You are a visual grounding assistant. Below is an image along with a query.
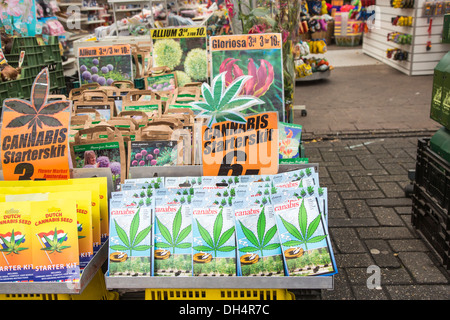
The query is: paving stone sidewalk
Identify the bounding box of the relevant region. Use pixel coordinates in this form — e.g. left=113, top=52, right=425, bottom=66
left=302, top=136, right=450, bottom=300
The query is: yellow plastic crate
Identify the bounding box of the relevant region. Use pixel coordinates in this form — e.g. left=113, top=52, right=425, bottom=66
left=145, top=289, right=295, bottom=300
left=0, top=269, right=119, bottom=300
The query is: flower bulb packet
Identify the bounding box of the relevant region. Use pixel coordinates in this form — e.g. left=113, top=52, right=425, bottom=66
left=32, top=199, right=80, bottom=282
left=153, top=192, right=193, bottom=276
left=108, top=203, right=153, bottom=277
left=271, top=194, right=337, bottom=277
left=233, top=197, right=286, bottom=277
left=278, top=122, right=302, bottom=159
left=191, top=197, right=237, bottom=276
left=0, top=202, right=33, bottom=282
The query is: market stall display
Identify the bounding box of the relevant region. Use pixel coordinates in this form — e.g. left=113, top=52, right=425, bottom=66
left=0, top=0, right=338, bottom=300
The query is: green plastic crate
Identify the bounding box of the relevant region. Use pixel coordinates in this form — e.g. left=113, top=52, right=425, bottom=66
left=5, top=51, right=44, bottom=68
left=10, top=37, right=40, bottom=53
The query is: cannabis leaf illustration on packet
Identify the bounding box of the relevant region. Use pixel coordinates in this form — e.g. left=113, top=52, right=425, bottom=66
left=3, top=68, right=70, bottom=136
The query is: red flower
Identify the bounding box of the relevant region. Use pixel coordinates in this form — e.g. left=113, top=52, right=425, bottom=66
left=219, top=58, right=274, bottom=98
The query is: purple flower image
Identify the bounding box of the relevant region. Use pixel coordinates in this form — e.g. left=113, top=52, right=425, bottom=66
left=97, top=77, right=106, bottom=86
left=91, top=66, right=98, bottom=73
left=131, top=160, right=138, bottom=166
left=110, top=162, right=121, bottom=175
left=92, top=74, right=99, bottom=82
left=93, top=58, right=99, bottom=65
left=154, top=148, right=160, bottom=155
left=106, top=78, right=114, bottom=86
left=141, top=150, right=147, bottom=156
left=151, top=159, right=157, bottom=166
left=101, top=66, right=109, bottom=74
left=97, top=156, right=110, bottom=168
left=107, top=64, right=114, bottom=71
left=80, top=65, right=87, bottom=72
left=135, top=153, right=142, bottom=160
left=146, top=154, right=153, bottom=160
left=82, top=71, right=91, bottom=80
left=139, top=160, right=145, bottom=166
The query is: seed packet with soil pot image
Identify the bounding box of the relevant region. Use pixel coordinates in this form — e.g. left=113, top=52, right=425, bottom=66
left=71, top=126, right=126, bottom=192
left=233, top=197, right=286, bottom=277
left=153, top=192, right=193, bottom=276
left=191, top=196, right=237, bottom=277
left=108, top=203, right=153, bottom=277
left=271, top=194, right=337, bottom=277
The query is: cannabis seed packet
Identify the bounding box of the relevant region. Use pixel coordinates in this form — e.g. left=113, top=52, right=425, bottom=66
left=108, top=204, right=153, bottom=277
left=280, top=186, right=329, bottom=228
left=201, top=176, right=239, bottom=189
left=153, top=192, right=193, bottom=277
left=191, top=197, right=237, bottom=277
left=32, top=199, right=80, bottom=282
left=0, top=202, right=33, bottom=282
left=271, top=194, right=337, bottom=277
left=233, top=197, right=286, bottom=277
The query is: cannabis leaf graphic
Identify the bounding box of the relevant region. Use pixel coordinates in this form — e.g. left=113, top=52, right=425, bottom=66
left=3, top=68, right=70, bottom=136
left=0, top=230, right=28, bottom=255
left=193, top=208, right=236, bottom=257
left=279, top=200, right=327, bottom=251
left=41, top=228, right=71, bottom=254
left=192, top=72, right=265, bottom=127
left=110, top=208, right=152, bottom=258
left=238, top=206, right=280, bottom=258
left=155, top=206, right=192, bottom=254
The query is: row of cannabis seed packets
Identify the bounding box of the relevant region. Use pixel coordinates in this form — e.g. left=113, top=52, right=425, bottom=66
left=108, top=167, right=338, bottom=278
left=0, top=177, right=108, bottom=283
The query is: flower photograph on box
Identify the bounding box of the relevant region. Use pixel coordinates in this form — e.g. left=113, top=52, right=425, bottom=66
left=210, top=36, right=284, bottom=121
left=129, top=141, right=179, bottom=168
left=151, top=28, right=208, bottom=86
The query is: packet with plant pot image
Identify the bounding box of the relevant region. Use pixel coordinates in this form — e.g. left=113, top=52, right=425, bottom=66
left=271, top=193, right=337, bottom=277
left=108, top=201, right=153, bottom=277
left=233, top=197, right=286, bottom=277
left=190, top=196, right=237, bottom=277
left=153, top=191, right=193, bottom=276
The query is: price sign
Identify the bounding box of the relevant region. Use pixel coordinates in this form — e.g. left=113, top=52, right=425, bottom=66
left=0, top=68, right=71, bottom=181
left=201, top=112, right=279, bottom=176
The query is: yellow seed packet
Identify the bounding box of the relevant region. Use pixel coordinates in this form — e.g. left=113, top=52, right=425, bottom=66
left=32, top=199, right=80, bottom=282
left=0, top=177, right=109, bottom=244
left=0, top=184, right=101, bottom=253
left=0, top=202, right=33, bottom=282
left=5, top=191, right=93, bottom=269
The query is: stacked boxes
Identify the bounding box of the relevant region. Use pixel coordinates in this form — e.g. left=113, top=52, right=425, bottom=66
left=412, top=138, right=450, bottom=271
left=0, top=36, right=65, bottom=107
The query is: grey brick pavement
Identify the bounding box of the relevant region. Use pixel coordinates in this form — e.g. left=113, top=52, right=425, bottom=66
left=301, top=136, right=450, bottom=300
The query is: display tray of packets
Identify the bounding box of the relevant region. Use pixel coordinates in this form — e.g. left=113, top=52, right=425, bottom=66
left=107, top=167, right=338, bottom=279
left=0, top=178, right=108, bottom=284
